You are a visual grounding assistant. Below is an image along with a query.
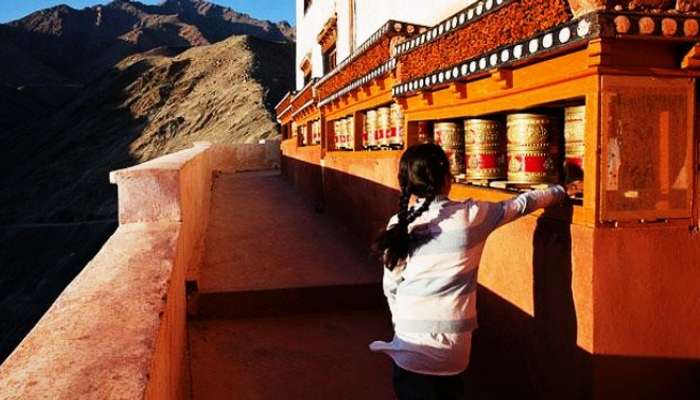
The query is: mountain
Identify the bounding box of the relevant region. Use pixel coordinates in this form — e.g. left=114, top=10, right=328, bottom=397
left=0, top=0, right=295, bottom=131
left=0, top=35, right=294, bottom=224
left=2, top=0, right=293, bottom=85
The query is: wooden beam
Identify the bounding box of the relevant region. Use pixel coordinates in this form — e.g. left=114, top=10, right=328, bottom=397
left=449, top=82, right=468, bottom=99
left=420, top=91, right=433, bottom=106
left=490, top=68, right=512, bottom=90
left=397, top=96, right=408, bottom=110
left=586, top=38, right=611, bottom=67
left=376, top=77, right=386, bottom=91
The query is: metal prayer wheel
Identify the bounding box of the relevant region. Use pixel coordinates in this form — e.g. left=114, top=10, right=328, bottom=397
left=346, top=116, right=355, bottom=150
left=434, top=122, right=466, bottom=176
left=340, top=118, right=350, bottom=149
left=506, top=113, right=559, bottom=183
left=564, top=105, right=585, bottom=173
left=333, top=120, right=343, bottom=150
left=388, top=103, right=404, bottom=147
left=464, top=119, right=506, bottom=180
left=377, top=107, right=391, bottom=148
left=366, top=110, right=378, bottom=149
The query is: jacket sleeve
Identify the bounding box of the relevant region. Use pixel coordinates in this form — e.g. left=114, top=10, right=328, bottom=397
left=496, top=184, right=567, bottom=227
left=467, top=185, right=567, bottom=239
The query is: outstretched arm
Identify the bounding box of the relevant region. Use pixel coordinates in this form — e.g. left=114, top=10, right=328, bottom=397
left=497, top=184, right=568, bottom=227
left=468, top=182, right=581, bottom=238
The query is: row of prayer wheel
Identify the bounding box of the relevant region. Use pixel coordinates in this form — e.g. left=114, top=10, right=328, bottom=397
left=363, top=103, right=404, bottom=149
left=432, top=106, right=585, bottom=183
left=333, top=117, right=355, bottom=150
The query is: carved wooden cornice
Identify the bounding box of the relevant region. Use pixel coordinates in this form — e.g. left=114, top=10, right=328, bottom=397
left=317, top=14, right=338, bottom=52
left=300, top=52, right=312, bottom=74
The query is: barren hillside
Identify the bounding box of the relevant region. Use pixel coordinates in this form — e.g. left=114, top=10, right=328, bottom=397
left=0, top=35, right=294, bottom=224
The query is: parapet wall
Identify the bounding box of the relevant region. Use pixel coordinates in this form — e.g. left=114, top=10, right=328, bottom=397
left=0, top=141, right=279, bottom=400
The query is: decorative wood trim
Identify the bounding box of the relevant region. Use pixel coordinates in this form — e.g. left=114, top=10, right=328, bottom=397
left=318, top=14, right=338, bottom=52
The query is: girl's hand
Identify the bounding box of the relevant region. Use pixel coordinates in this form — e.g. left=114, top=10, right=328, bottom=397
left=565, top=180, right=584, bottom=197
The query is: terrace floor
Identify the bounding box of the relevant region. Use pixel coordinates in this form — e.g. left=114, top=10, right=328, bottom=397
left=187, top=171, right=395, bottom=400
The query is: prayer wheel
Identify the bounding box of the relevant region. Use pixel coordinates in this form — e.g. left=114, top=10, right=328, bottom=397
left=564, top=106, right=585, bottom=174
left=377, top=107, right=391, bottom=148
left=506, top=113, right=559, bottom=184
left=346, top=116, right=355, bottom=150
left=334, top=120, right=343, bottom=150
left=464, top=119, right=506, bottom=180
left=366, top=110, right=378, bottom=149
left=388, top=103, right=404, bottom=148
left=433, top=122, right=466, bottom=176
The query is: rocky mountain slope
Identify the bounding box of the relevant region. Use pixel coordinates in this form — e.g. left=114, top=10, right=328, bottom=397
left=1, top=34, right=294, bottom=224
left=1, top=0, right=293, bottom=85
left=0, top=0, right=294, bottom=131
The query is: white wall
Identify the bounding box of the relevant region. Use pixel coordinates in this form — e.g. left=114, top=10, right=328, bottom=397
left=295, top=0, right=474, bottom=90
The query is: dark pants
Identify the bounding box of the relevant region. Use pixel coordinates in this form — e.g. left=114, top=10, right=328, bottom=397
left=392, top=363, right=466, bottom=400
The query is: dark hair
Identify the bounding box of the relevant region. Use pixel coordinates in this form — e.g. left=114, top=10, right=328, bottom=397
left=373, top=143, right=451, bottom=270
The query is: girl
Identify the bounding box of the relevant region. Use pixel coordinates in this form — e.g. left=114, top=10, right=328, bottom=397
left=370, top=144, right=580, bottom=399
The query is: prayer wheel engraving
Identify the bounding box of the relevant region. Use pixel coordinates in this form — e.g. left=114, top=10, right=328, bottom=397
left=389, top=103, right=404, bottom=147
left=377, top=107, right=391, bottom=148
left=506, top=113, right=559, bottom=183
left=464, top=119, right=506, bottom=180
left=564, top=105, right=585, bottom=172
left=434, top=122, right=466, bottom=176
left=366, top=110, right=378, bottom=149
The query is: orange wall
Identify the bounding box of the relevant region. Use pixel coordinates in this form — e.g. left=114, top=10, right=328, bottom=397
left=591, top=226, right=700, bottom=398
left=281, top=143, right=700, bottom=398
left=281, top=140, right=323, bottom=205
left=593, top=226, right=700, bottom=358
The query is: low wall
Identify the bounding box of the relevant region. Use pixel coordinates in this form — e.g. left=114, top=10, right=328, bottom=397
left=280, top=141, right=324, bottom=205
left=208, top=141, right=281, bottom=173
left=0, top=143, right=216, bottom=400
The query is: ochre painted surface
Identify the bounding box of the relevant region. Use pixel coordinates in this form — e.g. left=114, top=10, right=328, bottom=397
left=280, top=139, right=324, bottom=204
left=189, top=310, right=394, bottom=400
left=0, top=222, right=182, bottom=400
left=593, top=226, right=700, bottom=358
left=198, top=171, right=380, bottom=295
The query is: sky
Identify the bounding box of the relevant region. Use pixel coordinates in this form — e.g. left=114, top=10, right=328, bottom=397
left=0, top=0, right=295, bottom=24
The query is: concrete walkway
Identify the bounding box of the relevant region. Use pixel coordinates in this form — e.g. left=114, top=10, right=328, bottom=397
left=188, top=171, right=394, bottom=400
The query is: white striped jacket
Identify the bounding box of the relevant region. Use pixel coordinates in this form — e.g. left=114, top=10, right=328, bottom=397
left=370, top=185, right=567, bottom=375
